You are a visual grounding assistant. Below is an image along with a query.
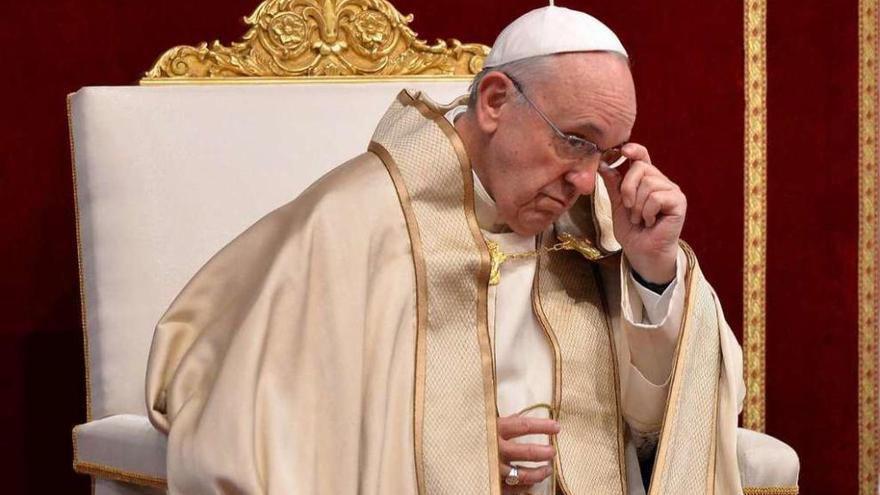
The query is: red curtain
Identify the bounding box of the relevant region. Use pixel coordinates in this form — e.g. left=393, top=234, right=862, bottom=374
left=765, top=3, right=861, bottom=493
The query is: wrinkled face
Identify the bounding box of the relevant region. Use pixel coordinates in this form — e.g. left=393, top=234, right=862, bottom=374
left=475, top=52, right=637, bottom=236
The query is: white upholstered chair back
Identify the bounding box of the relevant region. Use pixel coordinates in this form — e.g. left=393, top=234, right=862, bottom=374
left=69, top=81, right=470, bottom=421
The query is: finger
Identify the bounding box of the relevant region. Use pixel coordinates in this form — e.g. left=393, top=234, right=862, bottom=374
left=642, top=189, right=687, bottom=228
left=597, top=163, right=624, bottom=207
left=497, top=416, right=560, bottom=440
left=499, top=439, right=556, bottom=463
left=632, top=176, right=677, bottom=225
left=622, top=142, right=651, bottom=164
left=502, top=463, right=554, bottom=487
left=619, top=160, right=650, bottom=209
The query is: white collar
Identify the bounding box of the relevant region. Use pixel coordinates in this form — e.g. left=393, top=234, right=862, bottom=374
left=445, top=105, right=510, bottom=233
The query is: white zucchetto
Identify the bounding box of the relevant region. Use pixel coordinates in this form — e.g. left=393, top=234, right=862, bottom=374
left=484, top=6, right=628, bottom=68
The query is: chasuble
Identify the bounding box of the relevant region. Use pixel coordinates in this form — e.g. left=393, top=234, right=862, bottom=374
left=146, top=90, right=746, bottom=495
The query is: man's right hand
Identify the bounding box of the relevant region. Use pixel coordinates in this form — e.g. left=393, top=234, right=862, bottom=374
left=497, top=415, right=560, bottom=493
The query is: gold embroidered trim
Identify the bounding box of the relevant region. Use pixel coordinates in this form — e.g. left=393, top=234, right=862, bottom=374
left=648, top=246, right=694, bottom=489
left=743, top=0, right=768, bottom=432
left=142, top=0, right=488, bottom=82
left=858, top=0, right=879, bottom=492
left=67, top=94, right=93, bottom=423
left=531, top=234, right=625, bottom=494
left=374, top=91, right=499, bottom=494
left=399, top=92, right=502, bottom=494
left=591, top=263, right=629, bottom=494
left=742, top=486, right=799, bottom=495
left=649, top=242, right=695, bottom=493
left=368, top=141, right=428, bottom=495
left=530, top=243, right=567, bottom=495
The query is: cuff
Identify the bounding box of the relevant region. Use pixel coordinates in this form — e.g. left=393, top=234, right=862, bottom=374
left=630, top=271, right=677, bottom=326
left=620, top=248, right=688, bottom=385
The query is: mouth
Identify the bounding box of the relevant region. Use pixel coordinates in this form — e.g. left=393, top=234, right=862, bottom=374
left=537, top=193, right=568, bottom=212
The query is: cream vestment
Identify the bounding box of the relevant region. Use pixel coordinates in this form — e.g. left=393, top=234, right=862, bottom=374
left=146, top=90, right=746, bottom=494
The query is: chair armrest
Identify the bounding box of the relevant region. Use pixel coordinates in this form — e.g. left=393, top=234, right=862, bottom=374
left=738, top=427, right=799, bottom=494
left=73, top=414, right=167, bottom=489
left=71, top=419, right=799, bottom=492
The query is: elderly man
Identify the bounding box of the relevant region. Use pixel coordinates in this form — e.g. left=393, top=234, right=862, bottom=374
left=146, top=6, right=745, bottom=495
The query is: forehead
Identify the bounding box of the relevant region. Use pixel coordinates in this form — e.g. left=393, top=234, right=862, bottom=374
left=549, top=52, right=634, bottom=96
left=538, top=53, right=637, bottom=137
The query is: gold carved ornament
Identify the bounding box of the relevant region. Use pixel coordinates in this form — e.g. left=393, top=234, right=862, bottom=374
left=142, top=0, right=489, bottom=82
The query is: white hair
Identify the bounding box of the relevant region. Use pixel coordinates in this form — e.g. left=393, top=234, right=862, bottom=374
left=466, top=52, right=630, bottom=109
left=466, top=55, right=558, bottom=109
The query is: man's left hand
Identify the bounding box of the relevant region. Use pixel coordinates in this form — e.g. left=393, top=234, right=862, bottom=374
left=597, top=143, right=686, bottom=284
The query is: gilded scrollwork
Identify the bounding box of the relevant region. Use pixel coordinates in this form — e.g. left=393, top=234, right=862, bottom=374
left=143, top=0, right=488, bottom=81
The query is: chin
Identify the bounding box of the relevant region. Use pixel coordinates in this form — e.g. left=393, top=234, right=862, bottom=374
left=509, top=215, right=555, bottom=237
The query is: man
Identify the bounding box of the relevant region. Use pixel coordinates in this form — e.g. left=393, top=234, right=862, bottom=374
left=146, top=6, right=745, bottom=495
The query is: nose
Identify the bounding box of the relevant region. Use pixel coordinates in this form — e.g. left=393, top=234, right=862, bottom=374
left=564, top=166, right=597, bottom=196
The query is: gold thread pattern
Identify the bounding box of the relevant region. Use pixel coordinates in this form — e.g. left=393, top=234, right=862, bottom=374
left=743, top=0, right=768, bottom=432
left=371, top=91, right=498, bottom=494
left=648, top=243, right=721, bottom=494
left=742, top=487, right=799, bottom=495
left=418, top=99, right=503, bottom=495
left=142, top=0, right=488, bottom=82
left=532, top=237, right=625, bottom=494
left=859, top=0, right=879, bottom=493
left=591, top=264, right=629, bottom=494
left=530, top=236, right=566, bottom=495
left=402, top=91, right=503, bottom=494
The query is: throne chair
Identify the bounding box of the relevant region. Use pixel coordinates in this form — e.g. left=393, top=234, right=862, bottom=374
left=67, top=1, right=800, bottom=493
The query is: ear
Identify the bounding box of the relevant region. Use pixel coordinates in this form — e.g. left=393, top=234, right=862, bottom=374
left=474, top=71, right=516, bottom=134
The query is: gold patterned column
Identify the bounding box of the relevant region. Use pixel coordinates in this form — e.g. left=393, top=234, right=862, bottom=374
left=858, top=0, right=879, bottom=493
left=743, top=0, right=768, bottom=432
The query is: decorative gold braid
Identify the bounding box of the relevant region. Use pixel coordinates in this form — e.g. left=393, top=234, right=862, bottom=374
left=532, top=231, right=624, bottom=494
left=858, top=0, right=879, bottom=493
left=743, top=0, right=767, bottom=432
left=742, top=487, right=799, bottom=495
left=142, top=0, right=488, bottom=82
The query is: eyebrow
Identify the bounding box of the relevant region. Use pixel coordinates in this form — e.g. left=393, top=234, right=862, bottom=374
left=568, top=122, right=608, bottom=142
left=569, top=122, right=630, bottom=149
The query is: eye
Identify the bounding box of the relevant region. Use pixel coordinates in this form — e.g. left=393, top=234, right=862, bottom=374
left=565, top=134, right=596, bottom=151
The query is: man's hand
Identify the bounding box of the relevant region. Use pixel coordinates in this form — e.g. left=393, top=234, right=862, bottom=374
left=597, top=143, right=686, bottom=284
left=497, top=415, right=559, bottom=493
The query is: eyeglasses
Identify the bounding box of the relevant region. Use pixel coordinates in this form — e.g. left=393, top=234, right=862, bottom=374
left=503, top=72, right=626, bottom=168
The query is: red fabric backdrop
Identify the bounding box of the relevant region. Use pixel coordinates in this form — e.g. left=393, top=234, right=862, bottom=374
left=0, top=0, right=861, bottom=493
left=766, top=2, right=861, bottom=493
